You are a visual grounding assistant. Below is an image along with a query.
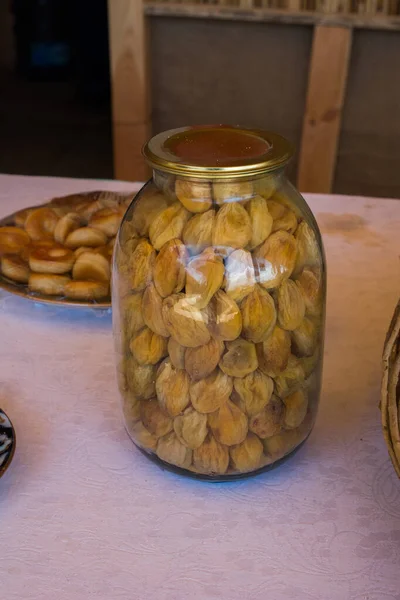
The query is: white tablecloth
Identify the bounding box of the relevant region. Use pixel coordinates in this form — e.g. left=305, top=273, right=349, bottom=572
left=1, top=174, right=400, bottom=600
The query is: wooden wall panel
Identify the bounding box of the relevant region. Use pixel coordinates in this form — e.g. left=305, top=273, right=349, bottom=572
left=108, top=0, right=151, bottom=181
left=297, top=25, right=352, bottom=193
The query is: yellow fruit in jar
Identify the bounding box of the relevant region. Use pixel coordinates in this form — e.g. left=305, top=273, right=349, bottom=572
left=253, top=230, right=297, bottom=290
left=155, top=359, right=190, bottom=417
left=294, top=220, right=321, bottom=275
left=185, top=247, right=224, bottom=309
left=224, top=249, right=256, bottom=302
left=174, top=407, right=208, bottom=450
left=273, top=354, right=305, bottom=398
left=162, top=293, right=210, bottom=348
left=125, top=356, right=156, bottom=400
left=248, top=395, right=283, bottom=439
left=268, top=199, right=298, bottom=234
left=149, top=203, right=190, bottom=251
left=230, top=433, right=264, bottom=472
left=131, top=189, right=169, bottom=237
left=129, top=327, right=168, bottom=366
left=140, top=398, right=173, bottom=438
left=182, top=209, right=215, bottom=255
left=233, top=369, right=274, bottom=416
left=156, top=432, right=193, bottom=468
left=213, top=203, right=252, bottom=252
left=142, top=283, right=170, bottom=337
left=295, top=266, right=323, bottom=317
left=256, top=325, right=291, bottom=378
left=175, top=179, right=213, bottom=213
left=167, top=337, right=186, bottom=370
left=219, top=338, right=258, bottom=378
left=262, top=429, right=301, bottom=460
left=129, top=238, right=155, bottom=292
left=193, top=434, right=229, bottom=475
left=213, top=180, right=253, bottom=206
left=208, top=399, right=248, bottom=446
left=292, top=317, right=319, bottom=358
left=277, top=279, right=306, bottom=331
left=153, top=238, right=188, bottom=298
left=299, top=348, right=320, bottom=379
left=246, top=195, right=273, bottom=250
left=241, top=285, right=276, bottom=343
left=283, top=388, right=308, bottom=429
left=185, top=338, right=224, bottom=381
left=122, top=292, right=145, bottom=340
left=253, top=175, right=276, bottom=200
left=209, top=290, right=242, bottom=342
left=190, top=369, right=233, bottom=414
left=128, top=420, right=158, bottom=451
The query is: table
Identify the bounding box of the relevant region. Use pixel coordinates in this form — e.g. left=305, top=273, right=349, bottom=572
left=1, top=174, right=400, bottom=600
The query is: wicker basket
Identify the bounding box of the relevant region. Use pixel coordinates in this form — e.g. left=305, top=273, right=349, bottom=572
left=381, top=300, right=400, bottom=478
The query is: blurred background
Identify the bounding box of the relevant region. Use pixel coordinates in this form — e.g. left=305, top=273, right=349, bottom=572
left=0, top=0, right=399, bottom=197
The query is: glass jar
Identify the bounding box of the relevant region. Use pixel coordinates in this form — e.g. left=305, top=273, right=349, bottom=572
left=112, top=125, right=326, bottom=480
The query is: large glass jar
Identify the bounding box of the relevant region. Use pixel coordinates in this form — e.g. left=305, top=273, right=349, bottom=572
left=112, top=126, right=326, bottom=480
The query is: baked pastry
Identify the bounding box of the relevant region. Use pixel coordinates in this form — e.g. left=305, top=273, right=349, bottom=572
left=64, top=227, right=107, bottom=249
left=28, top=273, right=70, bottom=295
left=13, top=208, right=34, bottom=228
left=64, top=280, right=109, bottom=300
left=0, top=227, right=30, bottom=255
left=77, top=200, right=103, bottom=221
left=25, top=208, right=59, bottom=241
left=54, top=212, right=83, bottom=244
left=29, top=246, right=75, bottom=274
left=72, top=251, right=110, bottom=282
left=1, top=255, right=30, bottom=283
left=89, top=207, right=124, bottom=237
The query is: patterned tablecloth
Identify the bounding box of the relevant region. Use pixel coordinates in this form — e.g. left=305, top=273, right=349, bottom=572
left=1, top=174, right=400, bottom=600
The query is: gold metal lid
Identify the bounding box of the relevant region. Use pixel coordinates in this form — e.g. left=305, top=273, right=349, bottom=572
left=142, top=125, right=293, bottom=180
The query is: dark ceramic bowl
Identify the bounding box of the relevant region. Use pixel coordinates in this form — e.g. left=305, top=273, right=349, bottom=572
left=0, top=409, right=16, bottom=478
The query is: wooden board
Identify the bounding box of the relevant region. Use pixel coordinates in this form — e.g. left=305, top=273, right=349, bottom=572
left=113, top=122, right=151, bottom=183
left=108, top=0, right=151, bottom=181
left=297, top=25, right=352, bottom=193
left=145, top=2, right=400, bottom=31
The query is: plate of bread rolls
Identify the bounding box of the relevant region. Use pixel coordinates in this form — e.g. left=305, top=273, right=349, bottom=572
left=0, top=190, right=135, bottom=308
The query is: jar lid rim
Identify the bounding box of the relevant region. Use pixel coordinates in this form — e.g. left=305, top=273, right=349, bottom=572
left=142, top=125, right=294, bottom=179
